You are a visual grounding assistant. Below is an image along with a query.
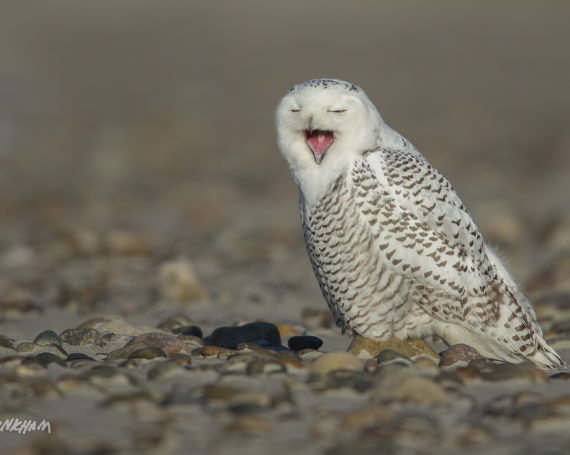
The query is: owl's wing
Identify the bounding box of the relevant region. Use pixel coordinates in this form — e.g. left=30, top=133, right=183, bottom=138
left=352, top=147, right=498, bottom=323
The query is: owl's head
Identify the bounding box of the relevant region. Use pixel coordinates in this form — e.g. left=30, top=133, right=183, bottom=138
left=275, top=79, right=383, bottom=175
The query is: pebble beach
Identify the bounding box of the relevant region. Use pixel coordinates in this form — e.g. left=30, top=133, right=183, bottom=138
left=1, top=2, right=569, bottom=454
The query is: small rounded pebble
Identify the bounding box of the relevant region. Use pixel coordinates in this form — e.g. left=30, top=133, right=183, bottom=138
left=208, top=322, right=282, bottom=349
left=373, top=366, right=447, bottom=404
left=310, top=352, right=362, bottom=374
left=60, top=328, right=102, bottom=346
left=17, top=342, right=37, bottom=353
left=200, top=345, right=224, bottom=356
left=288, top=335, right=323, bottom=351
left=33, top=330, right=62, bottom=347
left=439, top=343, right=482, bottom=367
left=124, top=332, right=190, bottom=356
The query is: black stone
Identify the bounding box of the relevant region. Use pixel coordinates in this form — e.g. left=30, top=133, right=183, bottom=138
left=288, top=335, right=323, bottom=351
left=208, top=322, right=281, bottom=349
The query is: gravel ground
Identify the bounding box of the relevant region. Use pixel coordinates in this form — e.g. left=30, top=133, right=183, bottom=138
left=1, top=2, right=569, bottom=454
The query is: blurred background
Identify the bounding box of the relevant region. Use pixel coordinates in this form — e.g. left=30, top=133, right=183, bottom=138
left=0, top=1, right=569, bottom=318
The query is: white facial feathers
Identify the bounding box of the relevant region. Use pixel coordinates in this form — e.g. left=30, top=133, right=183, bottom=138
left=275, top=79, right=387, bottom=204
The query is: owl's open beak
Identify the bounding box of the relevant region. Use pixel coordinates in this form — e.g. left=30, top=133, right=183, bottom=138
left=304, top=130, right=334, bottom=165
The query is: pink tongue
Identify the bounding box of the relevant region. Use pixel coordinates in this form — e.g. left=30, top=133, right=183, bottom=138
left=306, top=131, right=334, bottom=159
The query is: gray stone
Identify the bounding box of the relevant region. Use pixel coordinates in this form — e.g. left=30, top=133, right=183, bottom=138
left=33, top=330, right=62, bottom=347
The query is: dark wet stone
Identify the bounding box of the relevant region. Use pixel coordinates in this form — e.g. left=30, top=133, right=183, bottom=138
left=128, top=347, right=167, bottom=360
left=66, top=353, right=95, bottom=362
left=171, top=325, right=203, bottom=338
left=376, top=349, right=412, bottom=364
left=60, top=328, right=102, bottom=346
left=439, top=343, right=482, bottom=367
left=288, top=335, right=323, bottom=351
left=33, top=330, right=62, bottom=347
left=208, top=322, right=281, bottom=349
left=36, top=352, right=67, bottom=367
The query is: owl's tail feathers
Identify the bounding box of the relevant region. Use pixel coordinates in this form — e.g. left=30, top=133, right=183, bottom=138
left=528, top=342, right=567, bottom=370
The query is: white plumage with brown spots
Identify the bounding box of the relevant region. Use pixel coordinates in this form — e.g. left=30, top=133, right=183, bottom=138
left=275, top=78, right=564, bottom=369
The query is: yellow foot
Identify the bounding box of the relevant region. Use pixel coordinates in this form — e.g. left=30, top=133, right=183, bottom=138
left=347, top=334, right=439, bottom=360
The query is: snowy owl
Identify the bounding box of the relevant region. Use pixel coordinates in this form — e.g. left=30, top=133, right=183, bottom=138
left=275, top=78, right=564, bottom=369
